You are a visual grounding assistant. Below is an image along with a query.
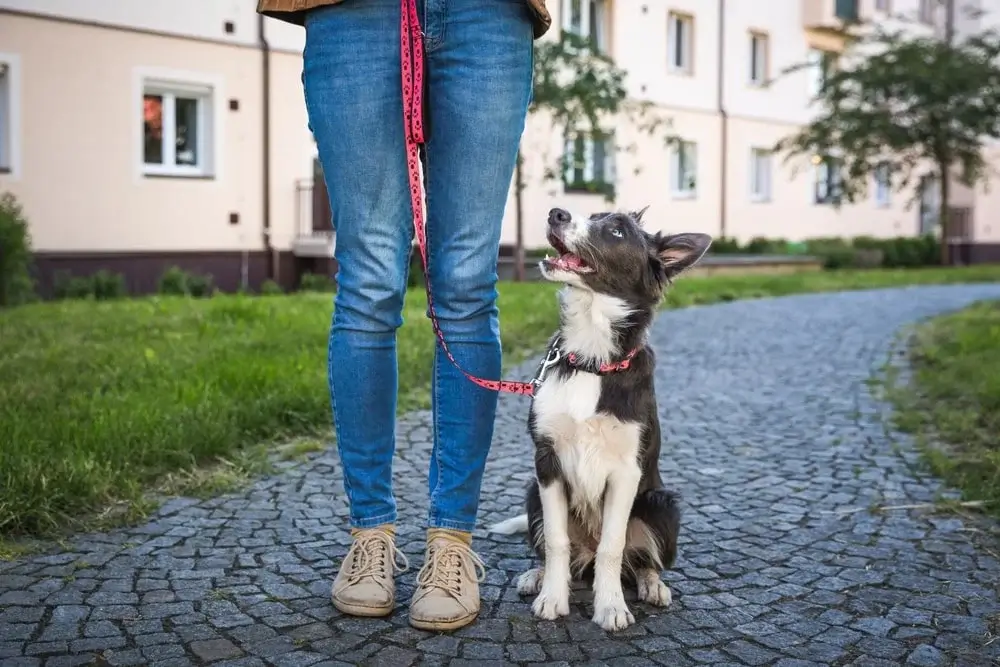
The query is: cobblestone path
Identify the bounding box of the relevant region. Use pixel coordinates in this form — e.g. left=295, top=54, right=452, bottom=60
left=3, top=284, right=1000, bottom=667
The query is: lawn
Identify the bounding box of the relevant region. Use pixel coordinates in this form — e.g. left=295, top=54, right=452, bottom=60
left=3, top=265, right=1000, bottom=539
left=885, top=298, right=1000, bottom=517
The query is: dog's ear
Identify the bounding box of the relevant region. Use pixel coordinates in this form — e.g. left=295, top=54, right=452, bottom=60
left=654, top=232, right=713, bottom=278
left=631, top=205, right=650, bottom=227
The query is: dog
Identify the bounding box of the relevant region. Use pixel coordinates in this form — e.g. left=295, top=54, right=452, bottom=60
left=488, top=206, right=712, bottom=631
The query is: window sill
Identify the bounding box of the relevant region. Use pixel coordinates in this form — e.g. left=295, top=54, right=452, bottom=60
left=564, top=183, right=613, bottom=196
left=750, top=194, right=771, bottom=203
left=143, top=171, right=216, bottom=181
left=672, top=190, right=696, bottom=200
left=668, top=66, right=693, bottom=77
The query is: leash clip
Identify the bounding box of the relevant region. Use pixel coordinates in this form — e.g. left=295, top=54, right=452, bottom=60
left=530, top=345, right=562, bottom=389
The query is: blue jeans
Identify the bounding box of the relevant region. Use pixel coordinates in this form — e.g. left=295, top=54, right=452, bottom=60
left=302, top=0, right=534, bottom=532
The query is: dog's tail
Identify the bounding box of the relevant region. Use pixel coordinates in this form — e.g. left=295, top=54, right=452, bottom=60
left=487, top=513, right=529, bottom=534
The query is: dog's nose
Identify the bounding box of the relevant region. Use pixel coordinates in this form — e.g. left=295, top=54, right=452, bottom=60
left=548, top=208, right=571, bottom=226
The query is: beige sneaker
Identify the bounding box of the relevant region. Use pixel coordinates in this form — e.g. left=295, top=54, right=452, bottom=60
left=408, top=529, right=487, bottom=631
left=331, top=526, right=409, bottom=617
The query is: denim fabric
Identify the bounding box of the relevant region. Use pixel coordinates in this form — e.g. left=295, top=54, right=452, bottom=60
left=302, top=0, right=534, bottom=532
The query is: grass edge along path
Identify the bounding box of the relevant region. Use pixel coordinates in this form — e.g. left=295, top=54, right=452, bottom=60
left=880, top=297, right=1000, bottom=521
left=3, top=265, right=1000, bottom=542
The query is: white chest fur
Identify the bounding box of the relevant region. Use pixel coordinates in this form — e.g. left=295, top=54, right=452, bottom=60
left=533, top=371, right=643, bottom=526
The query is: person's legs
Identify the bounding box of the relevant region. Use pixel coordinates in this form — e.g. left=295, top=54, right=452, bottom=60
left=302, top=0, right=412, bottom=616
left=408, top=0, right=534, bottom=630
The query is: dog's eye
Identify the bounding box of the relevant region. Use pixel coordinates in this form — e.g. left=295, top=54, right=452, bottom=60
left=611, top=227, right=624, bottom=238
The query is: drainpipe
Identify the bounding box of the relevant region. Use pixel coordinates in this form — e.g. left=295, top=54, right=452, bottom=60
left=258, top=13, right=275, bottom=283
left=717, top=0, right=728, bottom=240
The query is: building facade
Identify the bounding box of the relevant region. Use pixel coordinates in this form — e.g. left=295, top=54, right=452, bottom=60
left=1, top=0, right=998, bottom=297
left=0, top=0, right=328, bottom=294
left=507, top=0, right=1000, bottom=260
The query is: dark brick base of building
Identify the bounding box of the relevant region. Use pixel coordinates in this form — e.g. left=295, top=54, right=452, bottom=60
left=29, top=251, right=338, bottom=299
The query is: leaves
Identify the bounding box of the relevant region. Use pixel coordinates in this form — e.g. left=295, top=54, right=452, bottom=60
left=773, top=12, right=1000, bottom=211
left=523, top=31, right=676, bottom=202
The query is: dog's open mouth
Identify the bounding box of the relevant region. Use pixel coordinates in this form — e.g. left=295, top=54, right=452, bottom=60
left=543, top=232, right=594, bottom=274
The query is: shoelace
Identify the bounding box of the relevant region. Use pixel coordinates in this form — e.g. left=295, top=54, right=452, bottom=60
left=415, top=540, right=486, bottom=611
left=344, top=530, right=410, bottom=588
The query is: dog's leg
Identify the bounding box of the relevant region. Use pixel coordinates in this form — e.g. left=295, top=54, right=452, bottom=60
left=591, top=465, right=641, bottom=631
left=531, top=480, right=572, bottom=620
left=627, top=489, right=680, bottom=607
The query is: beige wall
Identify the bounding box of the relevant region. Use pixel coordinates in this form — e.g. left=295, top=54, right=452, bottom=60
left=505, top=107, right=925, bottom=250
left=0, top=13, right=313, bottom=254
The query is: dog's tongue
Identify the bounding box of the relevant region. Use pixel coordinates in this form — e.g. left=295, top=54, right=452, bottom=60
left=560, top=253, right=583, bottom=268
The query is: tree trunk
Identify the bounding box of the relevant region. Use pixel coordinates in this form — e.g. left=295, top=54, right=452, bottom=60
left=938, top=161, right=951, bottom=266
left=514, top=150, right=526, bottom=282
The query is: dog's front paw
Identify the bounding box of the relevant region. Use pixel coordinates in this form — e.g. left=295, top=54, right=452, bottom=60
left=516, top=568, right=543, bottom=596
left=531, top=585, right=570, bottom=620
left=637, top=573, right=672, bottom=607
left=592, top=593, right=635, bottom=631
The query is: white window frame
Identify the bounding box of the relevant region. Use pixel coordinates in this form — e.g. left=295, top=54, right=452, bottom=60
left=560, top=0, right=608, bottom=51
left=813, top=155, right=842, bottom=205
left=670, top=140, right=697, bottom=199
left=874, top=162, right=892, bottom=207
left=134, top=67, right=222, bottom=180
left=749, top=32, right=768, bottom=87
left=563, top=131, right=616, bottom=192
left=667, top=12, right=694, bottom=75
left=0, top=53, right=22, bottom=179
left=749, top=148, right=772, bottom=202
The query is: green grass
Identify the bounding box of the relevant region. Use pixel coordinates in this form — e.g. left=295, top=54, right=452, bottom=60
left=3, top=264, right=1000, bottom=539
left=883, top=298, right=1000, bottom=518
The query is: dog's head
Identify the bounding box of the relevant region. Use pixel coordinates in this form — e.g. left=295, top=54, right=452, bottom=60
left=538, top=206, right=712, bottom=305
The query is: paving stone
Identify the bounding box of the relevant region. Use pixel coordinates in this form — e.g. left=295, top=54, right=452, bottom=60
left=2, top=285, right=1000, bottom=665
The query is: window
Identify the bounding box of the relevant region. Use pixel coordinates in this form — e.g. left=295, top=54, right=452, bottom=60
left=563, top=131, right=615, bottom=195
left=141, top=77, right=215, bottom=177
left=670, top=141, right=697, bottom=198
left=814, top=155, right=842, bottom=204
left=0, top=54, right=19, bottom=175
left=918, top=0, right=934, bottom=24
left=668, top=12, right=694, bottom=74
left=750, top=148, right=772, bottom=201
left=875, top=0, right=891, bottom=13
left=561, top=0, right=608, bottom=51
left=835, top=0, right=859, bottom=21
left=749, top=32, right=769, bottom=86
left=874, top=162, right=891, bottom=207
left=806, top=48, right=836, bottom=98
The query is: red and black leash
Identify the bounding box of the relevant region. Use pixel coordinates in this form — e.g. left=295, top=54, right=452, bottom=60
left=400, top=0, right=635, bottom=397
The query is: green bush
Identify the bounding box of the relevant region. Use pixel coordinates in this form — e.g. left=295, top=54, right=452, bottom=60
left=92, top=270, right=126, bottom=300
left=187, top=273, right=215, bottom=298
left=711, top=234, right=942, bottom=270
left=744, top=236, right=789, bottom=255
left=158, top=266, right=190, bottom=296
left=820, top=247, right=858, bottom=270
left=709, top=236, right=743, bottom=254
left=53, top=272, right=96, bottom=300
left=0, top=192, right=35, bottom=307
left=51, top=270, right=127, bottom=300
left=260, top=279, right=283, bottom=295
left=299, top=272, right=335, bottom=292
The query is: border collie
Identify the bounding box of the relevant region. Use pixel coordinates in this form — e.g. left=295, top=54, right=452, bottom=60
left=489, top=206, right=712, bottom=631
